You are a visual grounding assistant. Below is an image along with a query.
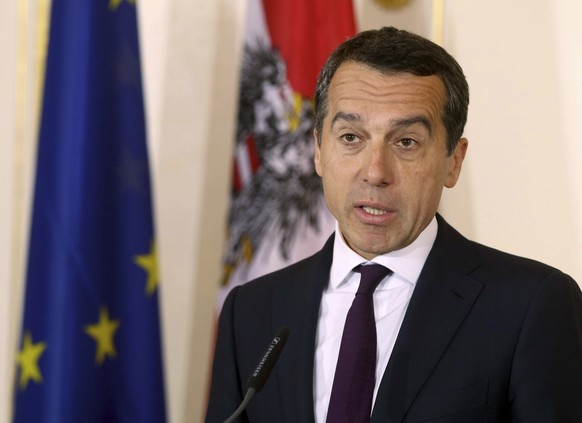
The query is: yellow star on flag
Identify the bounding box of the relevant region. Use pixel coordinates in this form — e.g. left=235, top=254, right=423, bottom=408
left=16, top=331, right=47, bottom=390
left=85, top=306, right=120, bottom=365
left=109, top=0, right=136, bottom=10
left=134, top=241, right=159, bottom=295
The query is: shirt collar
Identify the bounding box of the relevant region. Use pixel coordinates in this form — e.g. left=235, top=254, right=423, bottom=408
left=330, top=216, right=438, bottom=289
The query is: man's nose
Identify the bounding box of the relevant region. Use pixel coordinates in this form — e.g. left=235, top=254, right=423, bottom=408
left=362, top=142, right=394, bottom=187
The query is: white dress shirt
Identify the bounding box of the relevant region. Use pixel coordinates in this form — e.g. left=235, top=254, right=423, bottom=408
left=313, top=217, right=438, bottom=422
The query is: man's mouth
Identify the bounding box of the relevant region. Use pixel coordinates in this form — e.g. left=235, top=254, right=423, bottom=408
left=361, top=206, right=389, bottom=216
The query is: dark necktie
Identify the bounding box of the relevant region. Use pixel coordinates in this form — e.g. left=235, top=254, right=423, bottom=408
left=326, top=263, right=392, bottom=423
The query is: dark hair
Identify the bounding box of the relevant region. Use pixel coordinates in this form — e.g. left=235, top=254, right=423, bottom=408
left=314, top=27, right=469, bottom=155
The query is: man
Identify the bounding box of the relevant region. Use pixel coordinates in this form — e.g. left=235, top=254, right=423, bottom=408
left=206, top=27, right=582, bottom=422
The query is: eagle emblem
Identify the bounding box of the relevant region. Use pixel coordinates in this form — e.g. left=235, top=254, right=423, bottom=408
left=223, top=42, right=326, bottom=284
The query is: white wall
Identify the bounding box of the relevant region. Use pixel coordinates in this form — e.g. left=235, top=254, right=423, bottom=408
left=0, top=2, right=18, bottom=423
left=1, top=1, right=581, bottom=422
left=440, top=0, right=582, bottom=281
left=1, top=1, right=47, bottom=422
left=139, top=0, right=244, bottom=420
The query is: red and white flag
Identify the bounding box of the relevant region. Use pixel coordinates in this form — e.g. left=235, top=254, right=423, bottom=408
left=220, top=0, right=356, bottom=305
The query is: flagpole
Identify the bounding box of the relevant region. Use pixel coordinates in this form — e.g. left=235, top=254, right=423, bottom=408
left=432, top=0, right=444, bottom=45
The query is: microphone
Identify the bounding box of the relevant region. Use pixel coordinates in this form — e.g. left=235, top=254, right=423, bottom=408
left=224, top=327, right=290, bottom=423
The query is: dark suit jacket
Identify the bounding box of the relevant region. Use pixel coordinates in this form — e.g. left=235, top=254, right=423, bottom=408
left=206, top=215, right=582, bottom=422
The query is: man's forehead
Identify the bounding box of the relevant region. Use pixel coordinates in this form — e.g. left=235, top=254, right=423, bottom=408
left=330, top=61, right=445, bottom=94
left=327, top=64, right=445, bottom=116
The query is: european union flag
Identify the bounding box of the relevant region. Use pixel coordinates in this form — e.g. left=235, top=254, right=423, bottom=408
left=13, top=1, right=166, bottom=421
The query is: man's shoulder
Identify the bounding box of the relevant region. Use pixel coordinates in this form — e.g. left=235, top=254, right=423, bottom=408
left=470, top=240, right=572, bottom=283
left=437, top=215, right=575, bottom=287
left=238, top=233, right=335, bottom=294
left=439, top=218, right=576, bottom=294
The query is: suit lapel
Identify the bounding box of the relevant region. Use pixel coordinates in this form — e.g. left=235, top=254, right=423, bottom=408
left=272, top=235, right=334, bottom=423
left=372, top=216, right=484, bottom=423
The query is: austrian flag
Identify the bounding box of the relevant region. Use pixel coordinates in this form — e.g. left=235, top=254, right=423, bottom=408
left=220, top=0, right=356, bottom=305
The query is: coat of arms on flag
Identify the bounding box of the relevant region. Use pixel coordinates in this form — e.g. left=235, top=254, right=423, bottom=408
left=220, top=0, right=356, bottom=303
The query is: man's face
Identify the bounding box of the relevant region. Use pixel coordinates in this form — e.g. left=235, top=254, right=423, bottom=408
left=314, top=62, right=467, bottom=259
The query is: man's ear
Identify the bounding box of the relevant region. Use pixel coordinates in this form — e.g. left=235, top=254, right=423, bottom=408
left=444, top=138, right=468, bottom=188
left=314, top=128, right=322, bottom=177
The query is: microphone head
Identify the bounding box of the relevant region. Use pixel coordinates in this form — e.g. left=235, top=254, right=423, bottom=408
left=247, top=327, right=289, bottom=392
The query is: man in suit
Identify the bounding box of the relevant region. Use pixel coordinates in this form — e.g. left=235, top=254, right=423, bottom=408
left=206, top=27, right=582, bottom=422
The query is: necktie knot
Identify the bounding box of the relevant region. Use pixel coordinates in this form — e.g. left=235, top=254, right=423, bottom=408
left=355, top=263, right=391, bottom=294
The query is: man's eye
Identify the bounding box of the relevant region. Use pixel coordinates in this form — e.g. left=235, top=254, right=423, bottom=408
left=398, top=138, right=416, bottom=148
left=341, top=134, right=358, bottom=143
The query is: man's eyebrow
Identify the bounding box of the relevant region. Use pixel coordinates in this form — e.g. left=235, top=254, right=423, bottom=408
left=390, top=116, right=433, bottom=135
left=331, top=111, right=362, bottom=126
left=331, top=112, right=433, bottom=135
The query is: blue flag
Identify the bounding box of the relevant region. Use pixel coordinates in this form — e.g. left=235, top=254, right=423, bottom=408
left=13, top=1, right=166, bottom=421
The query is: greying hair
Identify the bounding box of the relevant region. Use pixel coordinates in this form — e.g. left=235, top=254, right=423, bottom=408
left=314, top=27, right=469, bottom=155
